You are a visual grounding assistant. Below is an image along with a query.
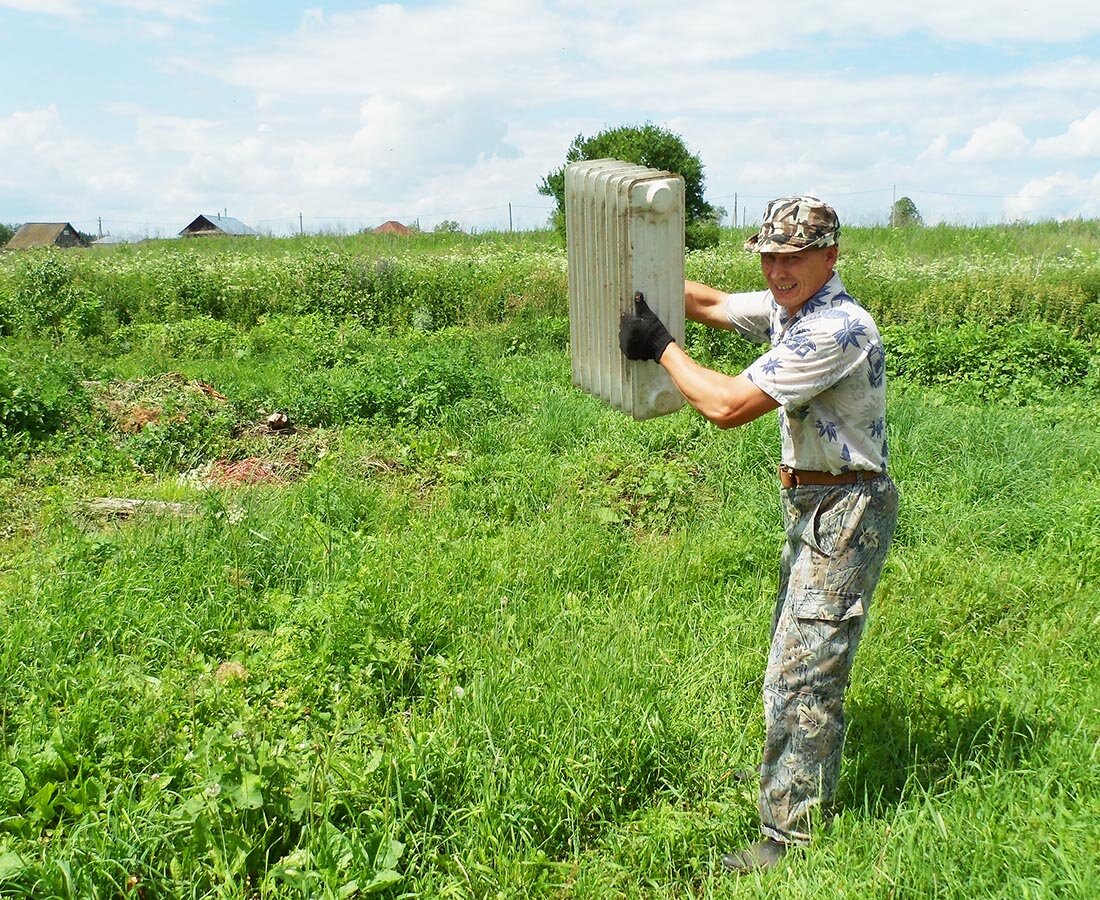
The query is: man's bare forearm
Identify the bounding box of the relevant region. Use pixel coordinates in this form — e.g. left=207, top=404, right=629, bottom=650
left=685, top=280, right=733, bottom=329
left=659, top=343, right=778, bottom=428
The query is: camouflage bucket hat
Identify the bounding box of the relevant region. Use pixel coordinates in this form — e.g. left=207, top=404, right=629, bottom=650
left=744, top=195, right=840, bottom=253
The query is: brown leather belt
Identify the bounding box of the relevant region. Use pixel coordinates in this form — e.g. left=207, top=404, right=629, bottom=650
left=778, top=465, right=882, bottom=489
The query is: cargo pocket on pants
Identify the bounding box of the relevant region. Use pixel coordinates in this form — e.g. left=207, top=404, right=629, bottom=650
left=793, top=588, right=864, bottom=623
left=779, top=588, right=866, bottom=693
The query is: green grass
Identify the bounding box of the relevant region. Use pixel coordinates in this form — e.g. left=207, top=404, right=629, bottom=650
left=1, top=227, right=1099, bottom=897
left=3, top=221, right=1100, bottom=341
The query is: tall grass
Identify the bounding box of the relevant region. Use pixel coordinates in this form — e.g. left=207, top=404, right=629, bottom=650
left=2, top=222, right=1099, bottom=340
left=2, top=374, right=1096, bottom=896
left=0, top=226, right=1098, bottom=897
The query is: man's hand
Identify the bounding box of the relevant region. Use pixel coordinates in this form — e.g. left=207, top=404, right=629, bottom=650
left=619, top=293, right=675, bottom=362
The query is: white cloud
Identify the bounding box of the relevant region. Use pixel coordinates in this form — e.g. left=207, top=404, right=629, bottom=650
left=822, top=0, right=1100, bottom=42
left=0, top=106, right=103, bottom=196
left=1004, top=171, right=1100, bottom=220
left=138, top=19, right=172, bottom=39
left=1014, top=56, right=1100, bottom=92
left=0, top=0, right=80, bottom=14
left=0, top=0, right=218, bottom=19
left=7, top=1, right=1100, bottom=232
left=918, top=135, right=951, bottom=160
left=103, top=0, right=218, bottom=21
left=0, top=106, right=109, bottom=215
left=102, top=104, right=220, bottom=154
left=949, top=121, right=1031, bottom=162
left=0, top=105, right=64, bottom=147
left=1034, top=107, right=1100, bottom=158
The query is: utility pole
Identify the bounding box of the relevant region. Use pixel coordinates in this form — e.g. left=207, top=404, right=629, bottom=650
left=891, top=185, right=896, bottom=228
left=509, top=202, right=513, bottom=232
left=733, top=193, right=737, bottom=229
left=98, top=217, right=103, bottom=238
left=299, top=212, right=304, bottom=235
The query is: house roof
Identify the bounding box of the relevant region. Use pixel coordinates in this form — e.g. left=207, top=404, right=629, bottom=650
left=5, top=222, right=89, bottom=249
left=179, top=214, right=259, bottom=237
left=373, top=220, right=413, bottom=235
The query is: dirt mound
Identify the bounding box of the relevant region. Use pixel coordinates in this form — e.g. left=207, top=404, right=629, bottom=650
left=87, top=373, right=228, bottom=433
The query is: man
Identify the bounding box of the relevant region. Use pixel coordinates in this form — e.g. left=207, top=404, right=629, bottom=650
left=619, top=196, right=899, bottom=873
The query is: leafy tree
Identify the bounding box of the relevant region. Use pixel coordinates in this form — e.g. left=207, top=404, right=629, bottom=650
left=538, top=123, right=719, bottom=249
left=0, top=223, right=17, bottom=246
left=891, top=196, right=923, bottom=227
left=433, top=220, right=463, bottom=234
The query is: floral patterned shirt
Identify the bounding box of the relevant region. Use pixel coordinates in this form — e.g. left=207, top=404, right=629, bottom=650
left=722, top=272, right=888, bottom=474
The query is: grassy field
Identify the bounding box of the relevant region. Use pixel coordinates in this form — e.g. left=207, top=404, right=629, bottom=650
left=0, top=226, right=1098, bottom=897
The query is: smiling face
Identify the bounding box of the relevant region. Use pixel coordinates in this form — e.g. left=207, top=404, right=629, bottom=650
left=759, top=244, right=839, bottom=315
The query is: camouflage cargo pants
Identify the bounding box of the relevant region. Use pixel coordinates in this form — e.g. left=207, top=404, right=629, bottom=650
left=759, top=475, right=899, bottom=845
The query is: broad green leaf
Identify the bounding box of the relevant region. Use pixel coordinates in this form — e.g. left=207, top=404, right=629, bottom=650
left=232, top=772, right=263, bottom=810
left=376, top=837, right=404, bottom=871
left=321, top=820, right=354, bottom=870
left=362, top=869, right=402, bottom=894
left=363, top=748, right=384, bottom=775
left=0, top=851, right=27, bottom=882
left=0, top=765, right=26, bottom=806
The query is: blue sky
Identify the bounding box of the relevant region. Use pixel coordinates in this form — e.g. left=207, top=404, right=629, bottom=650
left=2, top=0, right=1100, bottom=238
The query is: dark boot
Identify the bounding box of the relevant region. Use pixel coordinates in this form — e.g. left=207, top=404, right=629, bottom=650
left=721, top=838, right=788, bottom=873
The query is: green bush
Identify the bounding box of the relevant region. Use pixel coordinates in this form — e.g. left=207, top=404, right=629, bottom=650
left=0, top=344, right=88, bottom=442
left=687, top=239, right=1100, bottom=340
left=10, top=251, right=79, bottom=337
left=0, top=236, right=574, bottom=342
left=499, top=314, right=570, bottom=356
left=244, top=313, right=348, bottom=364
left=78, top=372, right=240, bottom=473
left=280, top=342, right=504, bottom=428
left=141, top=253, right=228, bottom=322
left=538, top=123, right=719, bottom=245
left=124, top=405, right=235, bottom=472
left=884, top=320, right=1093, bottom=402
left=289, top=247, right=375, bottom=320
left=111, top=316, right=242, bottom=359
left=576, top=453, right=707, bottom=531
left=685, top=220, right=721, bottom=252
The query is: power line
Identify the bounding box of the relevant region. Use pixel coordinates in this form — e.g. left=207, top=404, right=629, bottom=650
left=64, top=201, right=558, bottom=239
left=711, top=187, right=894, bottom=202
left=906, top=187, right=1027, bottom=199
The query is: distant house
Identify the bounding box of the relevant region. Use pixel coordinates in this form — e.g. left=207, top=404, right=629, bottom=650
left=5, top=222, right=90, bottom=250
left=372, top=220, right=413, bottom=236
left=179, top=214, right=259, bottom=238
left=92, top=234, right=127, bottom=247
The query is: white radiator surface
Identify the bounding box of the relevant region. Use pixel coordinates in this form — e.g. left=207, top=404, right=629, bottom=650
left=565, top=159, right=685, bottom=420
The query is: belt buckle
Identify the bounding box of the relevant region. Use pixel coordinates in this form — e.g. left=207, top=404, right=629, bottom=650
left=779, top=465, right=798, bottom=489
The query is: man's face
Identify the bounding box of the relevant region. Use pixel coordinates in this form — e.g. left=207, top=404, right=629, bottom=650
left=759, top=245, right=838, bottom=314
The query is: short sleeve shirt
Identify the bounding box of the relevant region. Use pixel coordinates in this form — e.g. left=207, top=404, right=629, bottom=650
left=722, top=273, right=888, bottom=474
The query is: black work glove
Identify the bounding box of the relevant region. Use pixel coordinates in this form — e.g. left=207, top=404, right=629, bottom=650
left=619, top=292, right=675, bottom=362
